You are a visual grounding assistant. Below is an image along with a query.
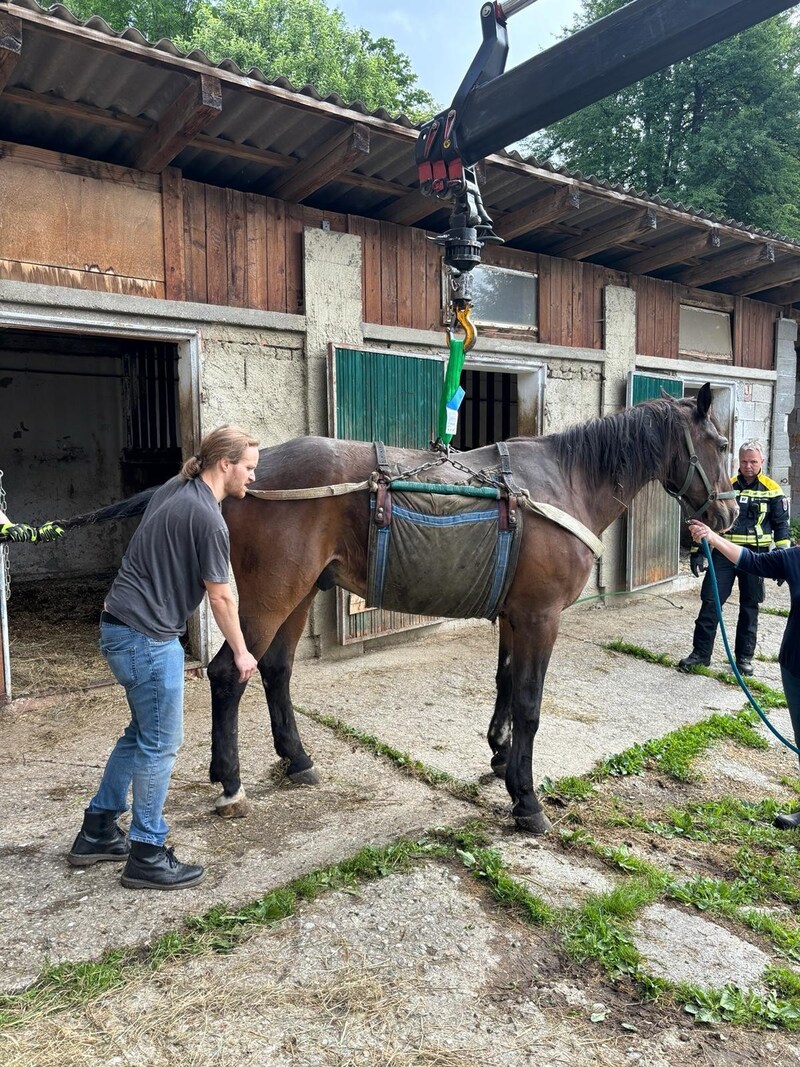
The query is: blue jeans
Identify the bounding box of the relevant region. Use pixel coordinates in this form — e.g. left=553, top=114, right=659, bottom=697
left=781, top=664, right=800, bottom=772
left=89, top=620, right=185, bottom=845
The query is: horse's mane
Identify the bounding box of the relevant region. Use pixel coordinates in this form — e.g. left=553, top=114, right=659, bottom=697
left=549, top=398, right=689, bottom=492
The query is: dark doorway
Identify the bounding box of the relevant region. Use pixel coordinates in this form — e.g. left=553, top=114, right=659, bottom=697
left=0, top=329, right=182, bottom=698
left=453, top=369, right=519, bottom=450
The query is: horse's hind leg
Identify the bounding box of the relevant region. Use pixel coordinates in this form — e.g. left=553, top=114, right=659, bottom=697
left=259, top=591, right=318, bottom=785
left=487, top=618, right=513, bottom=778
left=505, top=612, right=560, bottom=834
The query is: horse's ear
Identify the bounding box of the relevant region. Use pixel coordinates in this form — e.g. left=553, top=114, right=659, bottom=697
left=659, top=387, right=676, bottom=401
left=696, top=383, right=712, bottom=418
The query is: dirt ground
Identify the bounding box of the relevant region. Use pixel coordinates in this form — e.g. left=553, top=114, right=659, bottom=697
left=2, top=581, right=800, bottom=1065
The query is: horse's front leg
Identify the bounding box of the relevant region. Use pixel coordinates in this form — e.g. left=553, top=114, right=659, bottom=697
left=259, top=591, right=318, bottom=785
left=506, top=613, right=561, bottom=834
left=487, top=617, right=513, bottom=778
left=208, top=640, right=251, bottom=817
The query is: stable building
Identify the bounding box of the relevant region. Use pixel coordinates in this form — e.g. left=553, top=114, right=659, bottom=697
left=1, top=0, right=798, bottom=701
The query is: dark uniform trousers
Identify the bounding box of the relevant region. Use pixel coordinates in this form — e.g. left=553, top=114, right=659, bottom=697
left=692, top=547, right=767, bottom=662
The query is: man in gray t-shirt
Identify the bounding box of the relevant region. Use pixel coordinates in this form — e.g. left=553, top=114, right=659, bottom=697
left=68, top=426, right=260, bottom=890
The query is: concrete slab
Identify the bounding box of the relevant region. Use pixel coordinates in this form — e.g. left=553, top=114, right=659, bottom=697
left=632, top=902, right=771, bottom=992
left=0, top=680, right=474, bottom=992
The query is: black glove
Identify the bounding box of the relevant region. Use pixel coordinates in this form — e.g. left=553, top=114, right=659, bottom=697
left=690, top=552, right=707, bottom=578
left=777, top=578, right=786, bottom=587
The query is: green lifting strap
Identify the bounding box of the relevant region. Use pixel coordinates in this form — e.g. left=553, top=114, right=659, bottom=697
left=437, top=335, right=465, bottom=445
left=390, top=480, right=499, bottom=499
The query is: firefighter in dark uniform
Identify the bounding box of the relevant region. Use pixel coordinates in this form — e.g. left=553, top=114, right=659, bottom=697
left=678, top=441, right=791, bottom=676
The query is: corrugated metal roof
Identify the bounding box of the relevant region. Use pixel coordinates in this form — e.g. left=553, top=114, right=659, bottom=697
left=3, top=0, right=800, bottom=303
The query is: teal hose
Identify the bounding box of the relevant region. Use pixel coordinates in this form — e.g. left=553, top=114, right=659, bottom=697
left=700, top=537, right=798, bottom=755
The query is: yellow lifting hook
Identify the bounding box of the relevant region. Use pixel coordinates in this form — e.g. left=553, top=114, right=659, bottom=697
left=448, top=302, right=477, bottom=353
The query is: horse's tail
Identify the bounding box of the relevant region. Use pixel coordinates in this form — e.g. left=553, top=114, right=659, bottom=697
left=53, top=486, right=160, bottom=531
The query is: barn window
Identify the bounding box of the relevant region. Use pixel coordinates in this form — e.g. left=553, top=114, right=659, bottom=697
left=443, top=264, right=537, bottom=331
left=679, top=305, right=732, bottom=360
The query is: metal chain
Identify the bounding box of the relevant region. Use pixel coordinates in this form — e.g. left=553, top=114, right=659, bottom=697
left=0, top=469, right=9, bottom=603
left=391, top=448, right=505, bottom=490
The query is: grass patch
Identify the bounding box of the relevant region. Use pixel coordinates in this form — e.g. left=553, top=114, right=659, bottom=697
left=0, top=830, right=474, bottom=1031
left=593, top=709, right=766, bottom=782
left=605, top=639, right=672, bottom=666
left=605, top=640, right=787, bottom=707
left=762, top=606, right=790, bottom=619
left=540, top=774, right=596, bottom=802
left=676, top=982, right=800, bottom=1028
left=296, top=706, right=479, bottom=802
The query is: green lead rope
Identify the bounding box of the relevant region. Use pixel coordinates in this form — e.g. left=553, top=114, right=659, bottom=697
left=437, top=336, right=465, bottom=446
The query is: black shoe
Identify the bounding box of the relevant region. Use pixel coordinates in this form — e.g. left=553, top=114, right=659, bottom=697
left=736, top=658, right=754, bottom=677
left=68, top=809, right=130, bottom=867
left=120, top=841, right=205, bottom=890
left=677, top=651, right=710, bottom=671
left=774, top=810, right=800, bottom=831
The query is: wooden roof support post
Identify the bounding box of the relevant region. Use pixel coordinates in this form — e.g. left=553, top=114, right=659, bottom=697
left=268, top=123, right=371, bottom=203
left=670, top=242, right=775, bottom=288
left=0, top=12, right=22, bottom=95
left=495, top=184, right=582, bottom=241
left=134, top=73, right=223, bottom=173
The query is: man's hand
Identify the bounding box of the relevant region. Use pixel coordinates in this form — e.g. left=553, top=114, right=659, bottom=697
left=690, top=552, right=707, bottom=578
left=234, top=650, right=258, bottom=683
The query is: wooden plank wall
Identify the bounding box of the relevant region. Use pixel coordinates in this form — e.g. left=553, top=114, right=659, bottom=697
left=0, top=140, right=165, bottom=298
left=0, top=140, right=781, bottom=370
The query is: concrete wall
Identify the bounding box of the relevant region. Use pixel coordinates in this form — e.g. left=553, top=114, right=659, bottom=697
left=1, top=237, right=794, bottom=661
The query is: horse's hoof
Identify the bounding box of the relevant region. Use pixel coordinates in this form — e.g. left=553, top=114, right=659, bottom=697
left=514, top=811, right=553, bottom=835
left=490, top=757, right=507, bottom=779
left=215, top=787, right=251, bottom=818
left=288, top=766, right=320, bottom=786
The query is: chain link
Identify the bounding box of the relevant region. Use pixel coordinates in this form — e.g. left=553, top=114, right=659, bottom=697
left=390, top=448, right=504, bottom=490
left=0, top=469, right=9, bottom=603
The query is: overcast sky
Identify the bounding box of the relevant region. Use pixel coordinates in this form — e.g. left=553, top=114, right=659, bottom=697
left=333, top=0, right=584, bottom=108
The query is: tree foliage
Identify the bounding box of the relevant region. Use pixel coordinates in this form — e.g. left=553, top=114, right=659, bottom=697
left=526, top=0, right=800, bottom=237
left=65, top=0, right=434, bottom=119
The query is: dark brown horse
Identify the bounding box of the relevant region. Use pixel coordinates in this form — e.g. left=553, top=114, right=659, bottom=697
left=205, top=384, right=737, bottom=832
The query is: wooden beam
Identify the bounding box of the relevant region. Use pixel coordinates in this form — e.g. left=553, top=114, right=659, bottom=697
left=724, top=257, right=800, bottom=296
left=267, top=123, right=371, bottom=202
left=553, top=209, right=658, bottom=261
left=133, top=74, right=223, bottom=173
left=670, top=242, right=775, bottom=287
left=379, top=192, right=438, bottom=226
left=0, top=12, right=22, bottom=95
left=757, top=280, right=800, bottom=305
left=495, top=185, right=581, bottom=241
left=615, top=227, right=720, bottom=273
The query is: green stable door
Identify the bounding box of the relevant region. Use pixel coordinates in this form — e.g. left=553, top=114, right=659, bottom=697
left=327, top=345, right=446, bottom=644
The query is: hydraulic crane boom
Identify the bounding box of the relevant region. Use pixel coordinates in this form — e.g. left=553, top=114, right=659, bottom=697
left=418, top=0, right=800, bottom=282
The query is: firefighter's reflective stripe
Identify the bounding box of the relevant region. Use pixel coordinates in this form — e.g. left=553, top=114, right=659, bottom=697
left=723, top=472, right=791, bottom=549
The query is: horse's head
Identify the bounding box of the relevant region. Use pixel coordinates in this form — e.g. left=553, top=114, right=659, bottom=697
left=662, top=383, right=739, bottom=531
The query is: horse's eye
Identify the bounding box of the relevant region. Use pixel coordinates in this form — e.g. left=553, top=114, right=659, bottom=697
left=719, top=440, right=728, bottom=454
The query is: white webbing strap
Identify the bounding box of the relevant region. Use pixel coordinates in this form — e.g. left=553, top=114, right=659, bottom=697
left=247, top=480, right=370, bottom=500
left=519, top=498, right=604, bottom=559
